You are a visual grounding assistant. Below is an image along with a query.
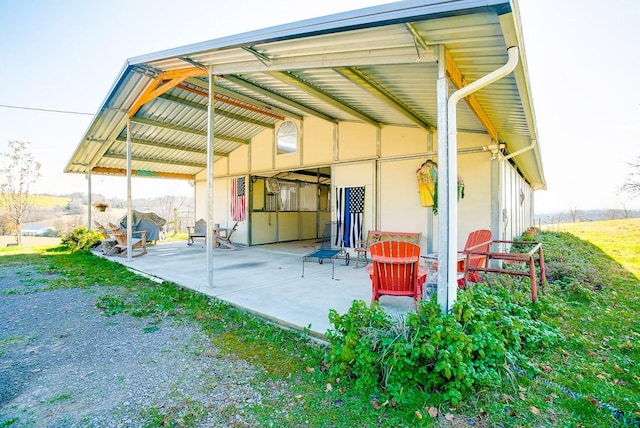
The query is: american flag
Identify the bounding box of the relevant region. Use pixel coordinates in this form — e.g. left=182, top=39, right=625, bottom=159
left=231, top=177, right=246, bottom=222
left=335, top=186, right=365, bottom=248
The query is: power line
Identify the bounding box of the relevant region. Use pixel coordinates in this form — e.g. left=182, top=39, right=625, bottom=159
left=0, top=103, right=93, bottom=116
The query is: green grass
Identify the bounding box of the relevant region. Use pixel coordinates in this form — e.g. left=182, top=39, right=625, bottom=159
left=0, top=219, right=639, bottom=426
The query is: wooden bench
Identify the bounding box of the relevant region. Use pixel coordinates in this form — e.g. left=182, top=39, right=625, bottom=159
left=463, top=239, right=546, bottom=302
left=354, top=230, right=421, bottom=268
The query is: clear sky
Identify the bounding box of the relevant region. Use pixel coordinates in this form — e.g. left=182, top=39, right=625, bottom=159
left=1, top=0, right=639, bottom=214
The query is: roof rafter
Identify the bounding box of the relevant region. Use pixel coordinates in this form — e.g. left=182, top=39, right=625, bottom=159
left=220, top=75, right=337, bottom=123
left=182, top=77, right=302, bottom=120
left=130, top=116, right=250, bottom=145
left=336, top=67, right=434, bottom=130
left=209, top=46, right=437, bottom=75
left=445, top=49, right=498, bottom=140
left=114, top=136, right=227, bottom=157
left=406, top=22, right=498, bottom=139
left=266, top=71, right=380, bottom=127
left=103, top=152, right=207, bottom=169
left=158, top=93, right=276, bottom=128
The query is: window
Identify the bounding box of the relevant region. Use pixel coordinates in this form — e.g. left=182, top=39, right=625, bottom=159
left=276, top=120, right=298, bottom=154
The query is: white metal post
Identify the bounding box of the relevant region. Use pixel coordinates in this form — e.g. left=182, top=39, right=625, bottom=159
left=206, top=68, right=215, bottom=288
left=436, top=44, right=453, bottom=313
left=87, top=172, right=92, bottom=231
left=126, top=119, right=133, bottom=262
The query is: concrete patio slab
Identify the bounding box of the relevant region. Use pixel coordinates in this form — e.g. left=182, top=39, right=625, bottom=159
left=99, top=240, right=422, bottom=339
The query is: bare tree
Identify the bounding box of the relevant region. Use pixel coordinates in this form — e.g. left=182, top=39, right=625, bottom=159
left=604, top=208, right=619, bottom=221
left=620, top=156, right=640, bottom=198
left=156, top=195, right=186, bottom=235
left=568, top=206, right=581, bottom=223
left=620, top=203, right=631, bottom=219
left=0, top=141, right=42, bottom=246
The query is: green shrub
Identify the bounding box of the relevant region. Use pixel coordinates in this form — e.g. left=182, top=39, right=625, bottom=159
left=61, top=226, right=103, bottom=251
left=325, top=285, right=561, bottom=407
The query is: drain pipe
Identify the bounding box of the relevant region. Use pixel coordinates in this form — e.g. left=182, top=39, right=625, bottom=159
left=442, top=46, right=519, bottom=312
left=504, top=138, right=536, bottom=160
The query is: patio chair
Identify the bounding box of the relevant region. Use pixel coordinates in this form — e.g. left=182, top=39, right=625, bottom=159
left=424, top=229, right=492, bottom=288
left=215, top=221, right=238, bottom=250
left=459, top=229, right=492, bottom=284
left=93, top=221, right=116, bottom=253
left=302, top=221, right=349, bottom=279
left=94, top=221, right=111, bottom=239
left=366, top=241, right=427, bottom=306
left=187, top=219, right=206, bottom=246
left=106, top=224, right=147, bottom=258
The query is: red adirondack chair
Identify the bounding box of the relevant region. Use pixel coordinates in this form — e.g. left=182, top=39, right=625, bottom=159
left=366, top=241, right=428, bottom=305
left=426, top=229, right=492, bottom=287
left=460, top=229, right=492, bottom=284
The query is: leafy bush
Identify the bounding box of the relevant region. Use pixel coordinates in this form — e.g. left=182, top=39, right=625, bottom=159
left=538, top=231, right=607, bottom=291
left=61, top=226, right=103, bottom=251
left=326, top=284, right=561, bottom=406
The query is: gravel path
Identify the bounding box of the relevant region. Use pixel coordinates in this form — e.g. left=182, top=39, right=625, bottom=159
left=0, top=265, right=270, bottom=427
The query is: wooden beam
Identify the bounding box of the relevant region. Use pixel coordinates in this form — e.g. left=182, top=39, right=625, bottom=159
left=176, top=81, right=287, bottom=121
left=158, top=93, right=276, bottom=129
left=186, top=77, right=302, bottom=120
left=91, top=167, right=195, bottom=180
left=102, top=152, right=207, bottom=168
left=445, top=49, right=498, bottom=140
left=129, top=67, right=209, bottom=118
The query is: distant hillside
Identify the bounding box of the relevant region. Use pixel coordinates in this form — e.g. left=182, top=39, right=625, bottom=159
left=31, top=195, right=72, bottom=208
left=535, top=209, right=640, bottom=225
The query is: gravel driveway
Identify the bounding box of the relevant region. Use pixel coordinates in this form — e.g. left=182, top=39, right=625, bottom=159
left=0, top=265, right=270, bottom=427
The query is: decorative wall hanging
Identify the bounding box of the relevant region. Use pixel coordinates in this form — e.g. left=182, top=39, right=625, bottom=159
left=416, top=160, right=437, bottom=208
left=416, top=160, right=464, bottom=215
left=231, top=177, right=246, bottom=221
left=335, top=186, right=365, bottom=248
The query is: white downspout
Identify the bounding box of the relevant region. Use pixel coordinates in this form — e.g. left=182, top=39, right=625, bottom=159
left=504, top=138, right=536, bottom=160
left=442, top=46, right=519, bottom=312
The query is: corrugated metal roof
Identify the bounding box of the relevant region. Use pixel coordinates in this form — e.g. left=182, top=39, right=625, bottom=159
left=66, top=0, right=545, bottom=189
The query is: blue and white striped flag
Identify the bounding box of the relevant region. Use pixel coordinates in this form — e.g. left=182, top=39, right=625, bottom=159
left=335, top=186, right=365, bottom=248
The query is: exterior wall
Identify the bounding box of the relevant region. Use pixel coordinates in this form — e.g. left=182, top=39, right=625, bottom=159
left=193, top=114, right=533, bottom=251
left=332, top=160, right=376, bottom=245
left=302, top=116, right=334, bottom=165
left=500, top=158, right=534, bottom=241
left=193, top=174, right=249, bottom=245
left=251, top=128, right=274, bottom=172
left=378, top=158, right=430, bottom=250
left=456, top=147, right=493, bottom=248
left=338, top=122, right=377, bottom=160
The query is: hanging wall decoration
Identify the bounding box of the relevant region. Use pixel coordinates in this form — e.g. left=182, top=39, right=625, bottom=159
left=416, top=160, right=438, bottom=208
left=416, top=160, right=465, bottom=215
left=335, top=186, right=365, bottom=248
left=231, top=177, right=246, bottom=222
